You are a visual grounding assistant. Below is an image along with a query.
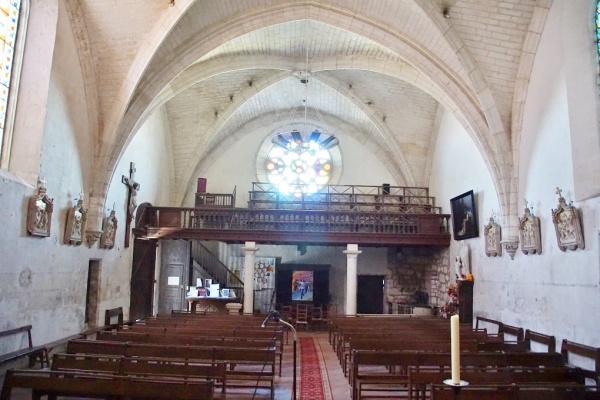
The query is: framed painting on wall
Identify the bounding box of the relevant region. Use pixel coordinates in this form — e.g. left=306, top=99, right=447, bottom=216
left=450, top=190, right=479, bottom=240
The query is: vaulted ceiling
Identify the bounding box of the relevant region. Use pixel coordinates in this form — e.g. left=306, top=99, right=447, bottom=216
left=69, top=0, right=548, bottom=208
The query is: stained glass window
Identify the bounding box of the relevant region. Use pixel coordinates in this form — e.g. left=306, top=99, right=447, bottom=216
left=265, top=130, right=334, bottom=195
left=597, top=1, right=600, bottom=61
left=0, top=0, right=20, bottom=162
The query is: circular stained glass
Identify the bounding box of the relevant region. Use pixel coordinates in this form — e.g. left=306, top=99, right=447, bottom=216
left=265, top=130, right=334, bottom=195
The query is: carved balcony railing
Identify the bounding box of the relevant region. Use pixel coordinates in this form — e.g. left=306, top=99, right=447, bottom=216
left=195, top=186, right=236, bottom=208
left=248, top=182, right=441, bottom=213
left=134, top=206, right=451, bottom=246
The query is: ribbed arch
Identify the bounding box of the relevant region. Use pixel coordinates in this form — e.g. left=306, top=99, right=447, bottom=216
left=98, top=2, right=510, bottom=217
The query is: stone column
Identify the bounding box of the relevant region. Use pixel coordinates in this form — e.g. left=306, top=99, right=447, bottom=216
left=343, top=244, right=362, bottom=316
left=241, top=241, right=259, bottom=315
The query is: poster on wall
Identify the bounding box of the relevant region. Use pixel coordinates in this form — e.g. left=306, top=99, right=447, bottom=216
left=254, top=257, right=276, bottom=313
left=291, top=270, right=314, bottom=301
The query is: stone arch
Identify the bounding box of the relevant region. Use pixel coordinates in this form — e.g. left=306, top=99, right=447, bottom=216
left=97, top=2, right=511, bottom=218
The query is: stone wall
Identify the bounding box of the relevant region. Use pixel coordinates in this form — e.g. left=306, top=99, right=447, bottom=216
left=385, top=246, right=451, bottom=311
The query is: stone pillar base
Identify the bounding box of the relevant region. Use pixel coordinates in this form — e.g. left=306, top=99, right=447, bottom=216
left=225, top=303, right=242, bottom=315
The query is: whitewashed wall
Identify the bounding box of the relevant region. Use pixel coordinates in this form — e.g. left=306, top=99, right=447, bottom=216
left=102, top=108, right=173, bottom=319
left=0, top=1, right=93, bottom=345
left=0, top=0, right=175, bottom=347
left=429, top=1, right=600, bottom=350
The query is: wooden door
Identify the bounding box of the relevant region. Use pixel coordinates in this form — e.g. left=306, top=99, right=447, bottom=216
left=357, top=275, right=385, bottom=314
left=129, top=238, right=157, bottom=321
left=158, top=240, right=190, bottom=315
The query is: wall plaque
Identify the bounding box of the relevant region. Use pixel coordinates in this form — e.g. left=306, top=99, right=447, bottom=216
left=483, top=213, right=501, bottom=257
left=64, top=192, right=87, bottom=246
left=551, top=187, right=584, bottom=252
left=518, top=199, right=541, bottom=255
left=27, top=178, right=54, bottom=237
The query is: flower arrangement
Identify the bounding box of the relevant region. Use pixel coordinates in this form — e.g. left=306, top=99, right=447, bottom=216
left=440, top=283, right=459, bottom=318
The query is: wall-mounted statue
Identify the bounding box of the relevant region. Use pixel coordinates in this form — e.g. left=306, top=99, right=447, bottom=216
left=454, top=241, right=471, bottom=281
left=483, top=213, right=502, bottom=257
left=27, top=178, right=54, bottom=237
left=551, top=187, right=584, bottom=251
left=518, top=199, right=541, bottom=255
left=100, top=209, right=118, bottom=249
left=64, top=192, right=87, bottom=246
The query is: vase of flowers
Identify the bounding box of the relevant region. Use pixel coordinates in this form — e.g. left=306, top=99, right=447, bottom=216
left=440, top=283, right=459, bottom=318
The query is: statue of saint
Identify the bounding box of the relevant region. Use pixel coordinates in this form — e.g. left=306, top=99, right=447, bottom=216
left=455, top=241, right=470, bottom=279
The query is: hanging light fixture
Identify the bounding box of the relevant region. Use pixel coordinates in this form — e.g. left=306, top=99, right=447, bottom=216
left=265, top=19, right=339, bottom=196
left=266, top=74, right=338, bottom=196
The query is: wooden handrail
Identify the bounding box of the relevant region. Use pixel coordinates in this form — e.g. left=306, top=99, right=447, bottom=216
left=133, top=206, right=451, bottom=246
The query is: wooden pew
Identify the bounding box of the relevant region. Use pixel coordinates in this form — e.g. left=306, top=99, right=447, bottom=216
left=218, top=347, right=277, bottom=400
left=51, top=353, right=226, bottom=395
left=561, top=339, right=600, bottom=384
left=100, top=327, right=285, bottom=376
left=408, top=366, right=586, bottom=400
left=65, top=339, right=276, bottom=399
left=430, top=383, right=600, bottom=400
left=0, top=326, right=48, bottom=369
left=525, top=329, right=556, bottom=353
left=351, top=350, right=565, bottom=400
left=341, top=339, right=481, bottom=378
left=337, top=328, right=495, bottom=369
left=0, top=369, right=214, bottom=400
left=499, top=323, right=525, bottom=341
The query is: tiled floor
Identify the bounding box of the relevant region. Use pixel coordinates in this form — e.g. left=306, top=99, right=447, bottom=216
left=2, top=331, right=351, bottom=400
left=266, top=331, right=351, bottom=400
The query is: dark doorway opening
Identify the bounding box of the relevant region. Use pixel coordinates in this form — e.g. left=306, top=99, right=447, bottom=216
left=357, top=275, right=385, bottom=314
left=85, top=260, right=101, bottom=327
left=130, top=238, right=157, bottom=320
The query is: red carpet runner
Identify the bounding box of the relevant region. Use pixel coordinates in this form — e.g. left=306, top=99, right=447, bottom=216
left=300, top=336, right=328, bottom=400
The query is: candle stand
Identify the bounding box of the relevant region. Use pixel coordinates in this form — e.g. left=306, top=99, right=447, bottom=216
left=443, top=379, right=469, bottom=399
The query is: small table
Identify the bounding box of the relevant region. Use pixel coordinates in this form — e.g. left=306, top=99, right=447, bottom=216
left=185, top=296, right=239, bottom=314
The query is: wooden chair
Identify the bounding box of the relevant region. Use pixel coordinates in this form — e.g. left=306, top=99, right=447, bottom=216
left=311, top=305, right=323, bottom=331
left=294, top=304, right=309, bottom=331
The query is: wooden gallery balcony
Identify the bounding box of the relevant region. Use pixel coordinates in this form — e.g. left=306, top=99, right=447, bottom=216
left=133, top=183, right=451, bottom=247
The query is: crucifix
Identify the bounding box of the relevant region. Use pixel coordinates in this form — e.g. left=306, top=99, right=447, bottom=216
left=122, top=162, right=140, bottom=248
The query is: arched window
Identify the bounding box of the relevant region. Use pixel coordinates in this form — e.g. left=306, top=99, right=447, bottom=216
left=0, top=0, right=23, bottom=167
left=596, top=1, right=600, bottom=61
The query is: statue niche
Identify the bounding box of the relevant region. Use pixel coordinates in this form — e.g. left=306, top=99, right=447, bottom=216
left=27, top=178, right=54, bottom=237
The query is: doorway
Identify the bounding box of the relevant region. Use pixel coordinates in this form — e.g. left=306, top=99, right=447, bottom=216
left=356, top=275, right=385, bottom=314
left=130, top=238, right=157, bottom=321
left=85, top=260, right=100, bottom=327
left=157, top=240, right=190, bottom=315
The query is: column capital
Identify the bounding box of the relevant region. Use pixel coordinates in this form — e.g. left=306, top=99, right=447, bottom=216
left=241, top=241, right=259, bottom=252
left=343, top=243, right=362, bottom=256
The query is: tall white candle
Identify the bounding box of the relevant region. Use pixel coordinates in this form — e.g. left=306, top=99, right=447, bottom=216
left=450, top=314, right=460, bottom=384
